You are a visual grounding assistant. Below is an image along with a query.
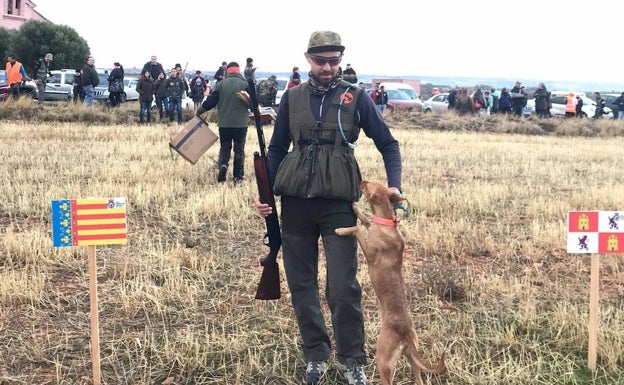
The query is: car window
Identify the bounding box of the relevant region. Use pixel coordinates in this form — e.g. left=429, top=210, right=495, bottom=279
left=551, top=96, right=566, bottom=104
left=433, top=94, right=446, bottom=102
left=63, top=74, right=74, bottom=85
left=387, top=89, right=411, bottom=100
left=276, top=79, right=288, bottom=90
left=399, top=88, right=418, bottom=99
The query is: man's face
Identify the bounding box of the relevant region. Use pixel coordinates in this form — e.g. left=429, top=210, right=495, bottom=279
left=87, top=57, right=95, bottom=66
left=7, top=56, right=15, bottom=64
left=305, top=50, right=342, bottom=84
left=151, top=56, right=157, bottom=63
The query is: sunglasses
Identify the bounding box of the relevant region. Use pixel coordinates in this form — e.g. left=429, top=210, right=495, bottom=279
left=308, top=54, right=342, bottom=66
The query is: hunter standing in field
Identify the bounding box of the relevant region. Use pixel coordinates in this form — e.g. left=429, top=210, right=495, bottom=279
left=32, top=53, right=54, bottom=104
left=253, top=30, right=402, bottom=385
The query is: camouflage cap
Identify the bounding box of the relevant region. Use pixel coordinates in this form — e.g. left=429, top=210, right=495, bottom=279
left=45, top=53, right=53, bottom=61
left=307, top=31, right=345, bottom=54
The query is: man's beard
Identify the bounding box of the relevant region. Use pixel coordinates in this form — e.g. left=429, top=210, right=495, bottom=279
left=307, top=71, right=342, bottom=94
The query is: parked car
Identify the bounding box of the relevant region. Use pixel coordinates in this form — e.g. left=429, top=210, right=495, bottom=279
left=366, top=88, right=423, bottom=112
left=274, top=77, right=289, bottom=106
left=0, top=69, right=36, bottom=100
left=45, top=69, right=76, bottom=101
left=422, top=92, right=450, bottom=113
left=526, top=92, right=613, bottom=118
left=379, top=82, right=421, bottom=101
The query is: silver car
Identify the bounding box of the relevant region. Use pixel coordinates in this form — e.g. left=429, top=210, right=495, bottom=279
left=422, top=93, right=449, bottom=113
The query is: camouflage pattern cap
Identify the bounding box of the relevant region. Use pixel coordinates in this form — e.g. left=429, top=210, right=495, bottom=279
left=45, top=53, right=53, bottom=61
left=307, top=31, right=345, bottom=54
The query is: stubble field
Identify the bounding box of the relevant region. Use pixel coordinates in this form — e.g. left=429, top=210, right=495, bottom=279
left=0, top=102, right=623, bottom=385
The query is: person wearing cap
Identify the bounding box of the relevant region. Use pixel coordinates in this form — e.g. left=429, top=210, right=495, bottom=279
left=342, top=63, right=358, bottom=84
left=189, top=70, right=207, bottom=112
left=432, top=87, right=440, bottom=96
left=107, top=62, right=125, bottom=107
left=32, top=53, right=55, bottom=103
left=5, top=54, right=29, bottom=99
left=197, top=61, right=251, bottom=183
left=253, top=30, right=402, bottom=385
left=509, top=81, right=527, bottom=117
left=244, top=57, right=257, bottom=82
left=257, top=74, right=279, bottom=107
left=287, top=66, right=301, bottom=89
left=165, top=68, right=187, bottom=124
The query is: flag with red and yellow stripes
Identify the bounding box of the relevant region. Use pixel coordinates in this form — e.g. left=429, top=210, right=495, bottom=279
left=52, top=198, right=127, bottom=247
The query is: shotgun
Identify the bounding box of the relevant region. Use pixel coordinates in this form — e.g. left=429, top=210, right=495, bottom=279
left=248, top=78, right=281, bottom=300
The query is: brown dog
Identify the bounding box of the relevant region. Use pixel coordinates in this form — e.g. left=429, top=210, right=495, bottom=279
left=335, top=180, right=446, bottom=385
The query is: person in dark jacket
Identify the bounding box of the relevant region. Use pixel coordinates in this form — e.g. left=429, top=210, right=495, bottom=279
left=136, top=70, right=154, bottom=124
left=189, top=70, right=207, bottom=112
left=141, top=55, right=165, bottom=82
left=166, top=68, right=188, bottom=124
left=614, top=92, right=624, bottom=120
left=197, top=62, right=250, bottom=183
left=153, top=72, right=169, bottom=120
left=252, top=30, right=402, bottom=385
left=593, top=92, right=606, bottom=119
left=212, top=61, right=227, bottom=83
left=72, top=69, right=84, bottom=103
left=498, top=87, right=513, bottom=114
left=107, top=62, right=124, bottom=107
left=81, top=56, right=99, bottom=106
left=509, top=81, right=527, bottom=117
left=533, top=82, right=550, bottom=118
left=375, top=84, right=388, bottom=114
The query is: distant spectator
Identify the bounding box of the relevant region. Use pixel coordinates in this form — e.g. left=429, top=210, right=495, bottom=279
left=189, top=70, right=207, bottom=112
left=432, top=87, right=440, bottom=96
left=473, top=88, right=487, bottom=115
left=136, top=70, right=154, bottom=124
left=81, top=56, right=99, bottom=106
left=107, top=62, right=124, bottom=107
left=5, top=54, right=28, bottom=99
left=456, top=88, right=474, bottom=115
left=574, top=95, right=583, bottom=118
left=533, top=82, right=550, bottom=118
left=287, top=66, right=301, bottom=89
left=257, top=75, right=278, bottom=107
left=375, top=85, right=388, bottom=114
left=593, top=92, right=606, bottom=119
left=141, top=55, right=165, bottom=82
left=564, top=92, right=577, bottom=118
left=342, top=63, right=358, bottom=84
left=489, top=88, right=499, bottom=114
left=447, top=86, right=458, bottom=110
left=510, top=81, right=527, bottom=117
left=244, top=57, right=257, bottom=82
left=153, top=72, right=169, bottom=121
left=498, top=87, right=512, bottom=114
left=72, top=69, right=84, bottom=103
left=614, top=92, right=624, bottom=120
left=32, top=53, right=54, bottom=104
left=213, top=61, right=227, bottom=83
left=358, top=81, right=366, bottom=90
left=166, top=68, right=187, bottom=124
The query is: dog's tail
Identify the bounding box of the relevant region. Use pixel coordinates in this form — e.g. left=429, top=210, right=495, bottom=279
left=404, top=333, right=446, bottom=374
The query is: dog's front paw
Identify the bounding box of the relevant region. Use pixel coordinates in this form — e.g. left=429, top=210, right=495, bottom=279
left=335, top=226, right=358, bottom=236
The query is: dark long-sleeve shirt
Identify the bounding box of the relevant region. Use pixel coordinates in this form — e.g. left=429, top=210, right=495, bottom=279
left=267, top=84, right=402, bottom=191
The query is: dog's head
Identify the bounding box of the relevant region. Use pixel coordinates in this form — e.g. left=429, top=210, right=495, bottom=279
left=360, top=180, right=405, bottom=209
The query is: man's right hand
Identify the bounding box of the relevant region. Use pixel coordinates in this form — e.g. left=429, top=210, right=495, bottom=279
left=253, top=196, right=272, bottom=218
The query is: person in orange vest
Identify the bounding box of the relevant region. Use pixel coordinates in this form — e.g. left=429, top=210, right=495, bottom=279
left=564, top=92, right=577, bottom=118
left=5, top=54, right=29, bottom=99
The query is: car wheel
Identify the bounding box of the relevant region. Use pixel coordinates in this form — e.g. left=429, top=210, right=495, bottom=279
left=424, top=108, right=431, bottom=113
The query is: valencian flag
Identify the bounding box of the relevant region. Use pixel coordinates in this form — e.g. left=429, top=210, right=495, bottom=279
left=51, top=198, right=127, bottom=247
left=567, top=211, right=624, bottom=254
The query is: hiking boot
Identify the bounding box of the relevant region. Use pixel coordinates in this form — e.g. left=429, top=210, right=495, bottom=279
left=217, top=165, right=227, bottom=183
left=342, top=359, right=370, bottom=385
left=303, top=360, right=328, bottom=385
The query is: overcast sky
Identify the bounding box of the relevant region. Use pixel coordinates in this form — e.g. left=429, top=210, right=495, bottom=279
left=34, top=0, right=623, bottom=85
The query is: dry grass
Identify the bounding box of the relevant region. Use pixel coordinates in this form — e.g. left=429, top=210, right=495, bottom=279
left=0, top=101, right=623, bottom=384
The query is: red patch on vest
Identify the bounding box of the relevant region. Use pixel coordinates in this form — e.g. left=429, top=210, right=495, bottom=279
left=341, top=92, right=354, bottom=104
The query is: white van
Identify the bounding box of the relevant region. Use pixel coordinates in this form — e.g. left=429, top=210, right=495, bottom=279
left=379, top=82, right=420, bottom=101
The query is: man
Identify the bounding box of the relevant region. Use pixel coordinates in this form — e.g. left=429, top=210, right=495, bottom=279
left=257, top=75, right=278, bottom=107
left=213, top=61, right=227, bottom=83
left=510, top=81, right=527, bottom=117
left=81, top=56, right=99, bottom=106
left=197, top=62, right=250, bottom=183
left=165, top=68, right=187, bottom=125
left=5, top=54, right=28, bottom=99
left=342, top=63, right=357, bottom=84
left=32, top=53, right=54, bottom=103
left=593, top=92, right=606, bottom=119
left=141, top=55, right=165, bottom=81
left=375, top=85, right=388, bottom=114
left=253, top=31, right=402, bottom=385
left=614, top=92, right=624, bottom=120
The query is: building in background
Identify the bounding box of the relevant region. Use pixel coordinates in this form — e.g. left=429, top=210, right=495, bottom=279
left=1, top=0, right=47, bottom=29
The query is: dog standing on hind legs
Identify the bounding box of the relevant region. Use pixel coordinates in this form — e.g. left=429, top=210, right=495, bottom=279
left=335, top=180, right=446, bottom=385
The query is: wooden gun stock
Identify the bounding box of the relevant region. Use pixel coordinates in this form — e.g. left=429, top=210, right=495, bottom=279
left=249, top=78, right=282, bottom=300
